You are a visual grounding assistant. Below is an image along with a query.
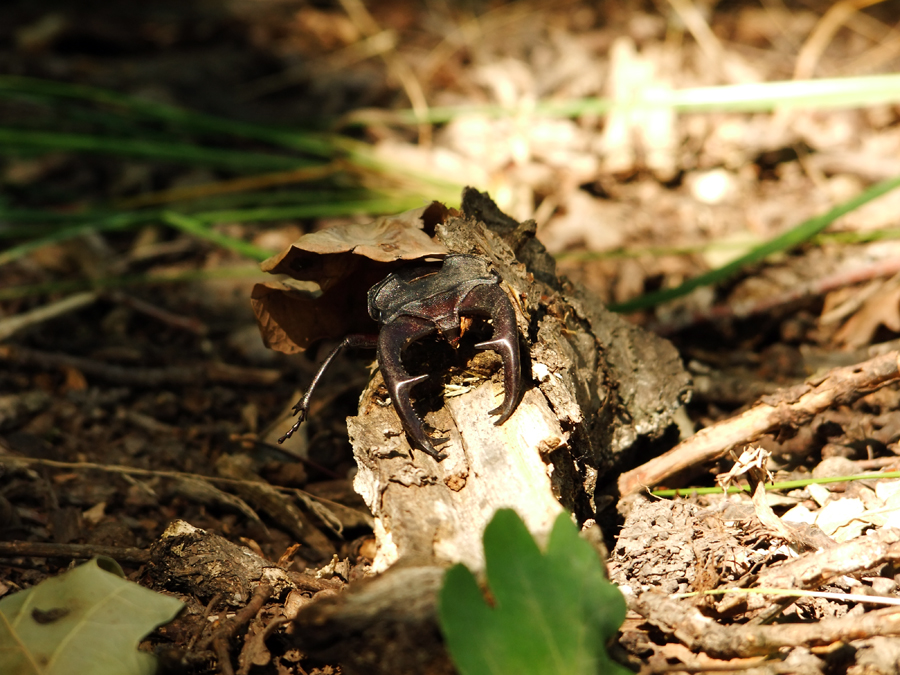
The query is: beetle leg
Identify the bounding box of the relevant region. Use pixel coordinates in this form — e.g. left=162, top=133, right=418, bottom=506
left=459, top=284, right=522, bottom=425
left=377, top=315, right=448, bottom=461
left=279, top=334, right=378, bottom=443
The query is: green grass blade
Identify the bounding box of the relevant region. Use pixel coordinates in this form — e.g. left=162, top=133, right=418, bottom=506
left=161, top=211, right=272, bottom=261
left=609, top=174, right=900, bottom=313
left=654, top=73, right=900, bottom=112
left=0, top=197, right=433, bottom=267
left=652, top=471, right=900, bottom=497
left=0, top=186, right=391, bottom=223
left=0, top=128, right=309, bottom=170
left=0, top=198, right=426, bottom=230
left=556, top=228, right=900, bottom=263
left=3, top=92, right=172, bottom=138
left=0, top=213, right=157, bottom=266
left=0, top=211, right=115, bottom=226
left=545, top=73, right=900, bottom=117
left=172, top=187, right=378, bottom=211
left=344, top=74, right=900, bottom=125
left=0, top=75, right=336, bottom=156
left=189, top=196, right=430, bottom=224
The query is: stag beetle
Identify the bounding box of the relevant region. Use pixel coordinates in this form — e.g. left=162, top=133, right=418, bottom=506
left=279, top=254, right=522, bottom=461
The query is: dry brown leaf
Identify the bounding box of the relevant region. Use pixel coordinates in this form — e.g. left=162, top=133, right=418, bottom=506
left=251, top=280, right=370, bottom=354
left=251, top=202, right=451, bottom=353
left=259, top=202, right=449, bottom=284
left=833, top=277, right=900, bottom=348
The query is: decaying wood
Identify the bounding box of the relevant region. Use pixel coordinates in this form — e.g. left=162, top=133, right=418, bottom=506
left=292, top=189, right=690, bottom=672
left=618, top=350, right=900, bottom=496
left=148, top=520, right=294, bottom=606
left=350, top=381, right=567, bottom=572
left=348, top=188, right=690, bottom=571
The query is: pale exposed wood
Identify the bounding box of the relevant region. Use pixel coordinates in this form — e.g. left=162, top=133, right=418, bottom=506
left=351, top=381, right=565, bottom=572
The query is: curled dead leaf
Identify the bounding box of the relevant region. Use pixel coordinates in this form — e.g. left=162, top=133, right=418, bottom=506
left=832, top=275, right=900, bottom=349
left=251, top=201, right=451, bottom=353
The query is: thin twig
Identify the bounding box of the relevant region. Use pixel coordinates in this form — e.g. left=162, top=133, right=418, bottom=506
left=337, top=0, right=432, bottom=146
left=198, top=584, right=273, bottom=652
left=794, top=0, right=890, bottom=79
left=113, top=163, right=340, bottom=209
left=651, top=256, right=900, bottom=335
left=618, top=351, right=900, bottom=496
left=213, top=638, right=235, bottom=675
left=236, top=616, right=289, bottom=675
left=0, top=345, right=280, bottom=386
left=0, top=452, right=352, bottom=514
left=0, top=291, right=98, bottom=342
left=188, top=593, right=225, bottom=652
left=106, top=290, right=208, bottom=335
left=634, top=591, right=900, bottom=658
left=666, top=0, right=727, bottom=66
left=0, top=540, right=150, bottom=563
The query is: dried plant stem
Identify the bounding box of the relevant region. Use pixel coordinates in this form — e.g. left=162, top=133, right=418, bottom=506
left=0, top=291, right=98, bottom=341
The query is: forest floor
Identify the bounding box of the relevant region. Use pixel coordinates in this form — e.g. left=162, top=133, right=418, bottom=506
left=3, top=0, right=900, bottom=673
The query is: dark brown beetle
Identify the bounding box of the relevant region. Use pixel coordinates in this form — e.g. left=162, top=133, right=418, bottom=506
left=279, top=254, right=522, bottom=460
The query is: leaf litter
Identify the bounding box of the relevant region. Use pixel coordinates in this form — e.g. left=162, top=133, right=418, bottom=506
left=2, top=0, right=900, bottom=673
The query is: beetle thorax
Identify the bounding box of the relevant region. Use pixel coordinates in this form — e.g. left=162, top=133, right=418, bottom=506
left=366, top=256, right=500, bottom=342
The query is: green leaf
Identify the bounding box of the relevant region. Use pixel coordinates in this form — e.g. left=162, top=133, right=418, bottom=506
left=0, top=557, right=183, bottom=675
left=439, top=509, right=631, bottom=675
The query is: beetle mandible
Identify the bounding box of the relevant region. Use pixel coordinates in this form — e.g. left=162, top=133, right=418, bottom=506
left=279, top=254, right=522, bottom=461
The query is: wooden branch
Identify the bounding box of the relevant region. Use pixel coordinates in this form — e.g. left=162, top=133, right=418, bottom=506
left=0, top=291, right=97, bottom=341
left=650, top=256, right=900, bottom=335
left=716, top=525, right=900, bottom=615
left=618, top=350, right=900, bottom=496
